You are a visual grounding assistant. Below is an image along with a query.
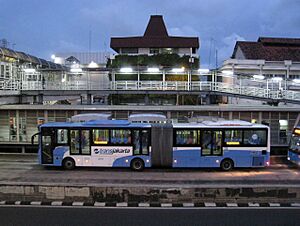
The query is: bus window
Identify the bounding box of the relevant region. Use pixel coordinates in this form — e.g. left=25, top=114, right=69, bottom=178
left=57, top=129, right=68, bottom=144
left=81, top=130, right=90, bottom=155
left=93, top=129, right=109, bottom=145
left=224, top=129, right=242, bottom=146
left=110, top=129, right=131, bottom=145
left=141, top=130, right=149, bottom=155
left=175, top=130, right=200, bottom=146
left=133, top=130, right=141, bottom=155
left=244, top=130, right=267, bottom=146
left=70, top=130, right=80, bottom=154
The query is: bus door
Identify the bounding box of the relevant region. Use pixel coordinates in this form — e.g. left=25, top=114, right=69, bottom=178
left=41, top=128, right=56, bottom=164
left=201, top=130, right=223, bottom=164
left=133, top=129, right=150, bottom=155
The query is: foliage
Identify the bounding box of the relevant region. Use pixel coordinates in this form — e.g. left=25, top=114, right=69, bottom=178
left=107, top=54, right=199, bottom=69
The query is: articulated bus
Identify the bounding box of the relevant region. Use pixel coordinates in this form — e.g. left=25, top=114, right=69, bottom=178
left=287, top=126, right=300, bottom=166
left=32, top=119, right=270, bottom=171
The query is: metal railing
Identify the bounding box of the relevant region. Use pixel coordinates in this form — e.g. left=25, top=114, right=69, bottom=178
left=2, top=80, right=300, bottom=102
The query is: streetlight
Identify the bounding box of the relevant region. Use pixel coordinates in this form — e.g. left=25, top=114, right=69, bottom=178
left=120, top=67, right=133, bottom=73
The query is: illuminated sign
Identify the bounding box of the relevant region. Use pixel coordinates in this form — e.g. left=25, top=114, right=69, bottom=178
left=226, top=141, right=240, bottom=145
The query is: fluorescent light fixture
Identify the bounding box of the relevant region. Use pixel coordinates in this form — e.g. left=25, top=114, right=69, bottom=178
left=172, top=67, right=185, bottom=73
left=293, top=79, right=300, bottom=84
left=23, top=68, right=36, bottom=73
left=198, top=68, right=209, bottom=74
left=120, top=67, right=133, bottom=73
left=70, top=68, right=83, bottom=73
left=222, top=70, right=234, bottom=75
left=88, top=61, right=99, bottom=68
left=253, top=74, right=265, bottom=80
left=272, top=77, right=283, bottom=82
left=147, top=67, right=159, bottom=73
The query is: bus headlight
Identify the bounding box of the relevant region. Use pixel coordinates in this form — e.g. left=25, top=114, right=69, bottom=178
left=287, top=157, right=291, bottom=161
left=216, top=160, right=220, bottom=163
left=174, top=159, right=177, bottom=163
left=266, top=161, right=270, bottom=166
left=146, top=159, right=150, bottom=163
left=125, top=159, right=129, bottom=163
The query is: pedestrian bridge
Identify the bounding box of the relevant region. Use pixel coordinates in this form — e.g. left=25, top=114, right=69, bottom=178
left=1, top=80, right=300, bottom=104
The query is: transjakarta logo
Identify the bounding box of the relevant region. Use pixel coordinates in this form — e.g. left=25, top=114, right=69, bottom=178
left=92, top=146, right=132, bottom=156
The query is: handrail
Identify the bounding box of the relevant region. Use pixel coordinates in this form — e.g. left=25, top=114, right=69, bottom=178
left=2, top=80, right=300, bottom=102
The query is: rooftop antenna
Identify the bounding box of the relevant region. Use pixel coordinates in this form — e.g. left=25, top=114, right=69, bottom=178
left=215, top=49, right=218, bottom=69
left=88, top=27, right=92, bottom=63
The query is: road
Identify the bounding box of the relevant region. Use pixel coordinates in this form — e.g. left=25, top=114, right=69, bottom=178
left=0, top=206, right=300, bottom=226
left=0, top=154, right=299, bottom=187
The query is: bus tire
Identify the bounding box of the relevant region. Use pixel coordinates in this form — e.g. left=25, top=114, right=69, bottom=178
left=130, top=158, right=144, bottom=171
left=220, top=159, right=234, bottom=171
left=63, top=158, right=75, bottom=170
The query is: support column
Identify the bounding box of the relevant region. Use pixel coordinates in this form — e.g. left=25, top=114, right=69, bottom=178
left=16, top=110, right=20, bottom=143
left=87, top=94, right=92, bottom=105
left=176, top=94, right=179, bottom=105
left=144, top=94, right=149, bottom=105
left=37, top=94, right=43, bottom=104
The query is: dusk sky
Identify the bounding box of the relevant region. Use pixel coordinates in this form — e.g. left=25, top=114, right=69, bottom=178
left=1, top=0, right=299, bottom=68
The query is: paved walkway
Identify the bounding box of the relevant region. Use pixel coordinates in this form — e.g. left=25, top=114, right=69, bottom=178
left=0, top=154, right=299, bottom=187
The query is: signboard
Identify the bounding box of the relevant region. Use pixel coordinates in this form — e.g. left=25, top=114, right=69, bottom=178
left=91, top=146, right=132, bottom=157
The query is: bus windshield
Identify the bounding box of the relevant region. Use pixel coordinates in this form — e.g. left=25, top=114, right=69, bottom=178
left=290, top=134, right=300, bottom=153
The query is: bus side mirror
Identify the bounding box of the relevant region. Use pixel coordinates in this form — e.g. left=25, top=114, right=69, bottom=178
left=31, top=133, right=40, bottom=145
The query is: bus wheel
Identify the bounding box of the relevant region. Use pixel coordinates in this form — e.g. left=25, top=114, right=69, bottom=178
left=220, top=159, right=234, bottom=171
left=131, top=158, right=144, bottom=171
left=63, top=158, right=75, bottom=170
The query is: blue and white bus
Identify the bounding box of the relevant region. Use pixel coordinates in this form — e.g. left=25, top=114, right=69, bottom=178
left=33, top=119, right=270, bottom=171
left=172, top=121, right=270, bottom=170
left=287, top=126, right=300, bottom=166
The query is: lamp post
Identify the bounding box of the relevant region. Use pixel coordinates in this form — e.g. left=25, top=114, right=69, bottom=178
left=189, top=56, right=194, bottom=91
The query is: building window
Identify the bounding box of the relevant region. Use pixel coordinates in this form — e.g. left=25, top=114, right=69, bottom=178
left=150, top=48, right=159, bottom=54
left=0, top=65, right=4, bottom=78
left=279, top=120, right=288, bottom=144
left=162, top=48, right=178, bottom=54
left=121, top=48, right=138, bottom=54
left=9, top=117, right=17, bottom=141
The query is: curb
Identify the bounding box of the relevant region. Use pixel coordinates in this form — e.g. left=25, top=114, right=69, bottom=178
left=1, top=200, right=300, bottom=208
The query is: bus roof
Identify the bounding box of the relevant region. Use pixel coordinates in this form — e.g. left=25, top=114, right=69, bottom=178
left=39, top=120, right=151, bottom=128
left=128, top=113, right=167, bottom=122
left=173, top=120, right=269, bottom=129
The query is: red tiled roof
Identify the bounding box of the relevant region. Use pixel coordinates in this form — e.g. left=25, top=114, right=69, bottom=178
left=232, top=37, right=300, bottom=61
left=110, top=15, right=199, bottom=52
